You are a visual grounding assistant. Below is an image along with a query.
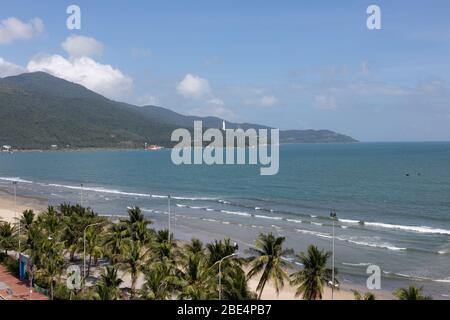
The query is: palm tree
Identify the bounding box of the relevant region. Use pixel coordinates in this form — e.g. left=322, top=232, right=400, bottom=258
left=39, top=239, right=65, bottom=300
left=84, top=225, right=105, bottom=277
left=352, top=289, right=376, bottom=300
left=206, top=238, right=239, bottom=267
left=394, top=285, right=432, bottom=300
left=121, top=240, right=149, bottom=299
left=185, top=238, right=204, bottom=255
left=141, top=261, right=178, bottom=300
left=20, top=210, right=35, bottom=230
left=221, top=267, right=257, bottom=300
left=61, top=204, right=99, bottom=262
left=246, top=233, right=292, bottom=300
left=290, top=245, right=336, bottom=300
left=0, top=222, right=17, bottom=255
left=36, top=206, right=63, bottom=236
left=125, top=207, right=152, bottom=243
left=93, top=266, right=123, bottom=300
left=179, top=252, right=215, bottom=300
left=104, top=222, right=129, bottom=264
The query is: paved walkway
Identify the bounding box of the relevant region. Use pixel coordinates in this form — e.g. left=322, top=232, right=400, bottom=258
left=0, top=264, right=48, bottom=300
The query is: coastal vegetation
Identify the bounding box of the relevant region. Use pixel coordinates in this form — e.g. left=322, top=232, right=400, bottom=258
left=0, top=72, right=357, bottom=150
left=0, top=205, right=432, bottom=300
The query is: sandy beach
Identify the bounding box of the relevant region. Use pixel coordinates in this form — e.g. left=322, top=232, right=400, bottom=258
left=0, top=189, right=48, bottom=223
left=0, top=187, right=398, bottom=300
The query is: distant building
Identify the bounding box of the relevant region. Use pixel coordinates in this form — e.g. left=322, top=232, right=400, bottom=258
left=50, top=145, right=58, bottom=149
left=1, top=145, right=12, bottom=152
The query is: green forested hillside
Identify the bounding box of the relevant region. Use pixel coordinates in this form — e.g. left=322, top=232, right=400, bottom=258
left=0, top=72, right=357, bottom=149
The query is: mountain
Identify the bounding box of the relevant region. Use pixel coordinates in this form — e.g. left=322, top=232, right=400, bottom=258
left=0, top=72, right=357, bottom=149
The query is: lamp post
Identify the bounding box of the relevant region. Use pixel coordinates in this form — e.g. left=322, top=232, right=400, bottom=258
left=80, top=183, right=83, bottom=206
left=216, top=253, right=237, bottom=300
left=330, top=211, right=337, bottom=300
left=168, top=195, right=171, bottom=243
left=83, top=222, right=104, bottom=282
left=12, top=181, right=21, bottom=255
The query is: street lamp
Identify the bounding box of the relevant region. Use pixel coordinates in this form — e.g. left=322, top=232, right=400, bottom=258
left=216, top=253, right=238, bottom=300
left=83, top=222, right=104, bottom=282
left=12, top=181, right=21, bottom=255
left=330, top=211, right=337, bottom=300
left=168, top=195, right=171, bottom=243
left=80, top=183, right=84, bottom=206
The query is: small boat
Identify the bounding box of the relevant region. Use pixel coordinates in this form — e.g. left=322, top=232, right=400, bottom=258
left=146, top=144, right=164, bottom=151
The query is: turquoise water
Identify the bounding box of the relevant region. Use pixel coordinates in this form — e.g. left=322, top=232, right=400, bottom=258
left=1, top=142, right=449, bottom=297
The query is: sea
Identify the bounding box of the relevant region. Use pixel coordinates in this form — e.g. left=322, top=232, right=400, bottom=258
left=0, top=142, right=449, bottom=298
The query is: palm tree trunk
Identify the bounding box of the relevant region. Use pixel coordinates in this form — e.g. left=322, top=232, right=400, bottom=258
left=70, top=248, right=75, bottom=262
left=258, top=278, right=268, bottom=300
left=131, top=273, right=137, bottom=299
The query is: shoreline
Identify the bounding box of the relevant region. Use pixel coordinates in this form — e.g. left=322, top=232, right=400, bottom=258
left=0, top=189, right=48, bottom=223
left=1, top=141, right=364, bottom=153
left=0, top=189, right=396, bottom=300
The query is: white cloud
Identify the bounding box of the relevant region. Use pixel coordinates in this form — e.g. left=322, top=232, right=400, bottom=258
left=207, top=98, right=225, bottom=106
left=314, top=95, right=337, bottom=110
left=0, top=17, right=43, bottom=44
left=259, top=95, right=278, bottom=107
left=62, top=35, right=104, bottom=58
left=0, top=57, right=25, bottom=77
left=243, top=94, right=279, bottom=107
left=138, top=95, right=159, bottom=106
left=27, top=55, right=132, bottom=100
left=177, top=73, right=211, bottom=98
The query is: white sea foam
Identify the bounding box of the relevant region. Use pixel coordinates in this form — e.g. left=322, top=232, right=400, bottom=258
left=172, top=196, right=216, bottom=201
left=434, top=278, right=450, bottom=283
left=286, top=219, right=302, bottom=224
left=48, top=183, right=150, bottom=197
left=364, top=221, right=450, bottom=236
left=339, top=237, right=406, bottom=251
left=339, top=219, right=360, bottom=224
left=221, top=210, right=251, bottom=217
left=311, top=222, right=323, bottom=226
left=295, top=229, right=332, bottom=239
left=0, top=176, right=33, bottom=184
left=176, top=204, right=187, bottom=208
left=151, top=194, right=167, bottom=199
left=255, top=214, right=282, bottom=221
left=342, top=262, right=372, bottom=267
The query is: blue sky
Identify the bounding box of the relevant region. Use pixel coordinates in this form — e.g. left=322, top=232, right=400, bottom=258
left=1, top=0, right=450, bottom=141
